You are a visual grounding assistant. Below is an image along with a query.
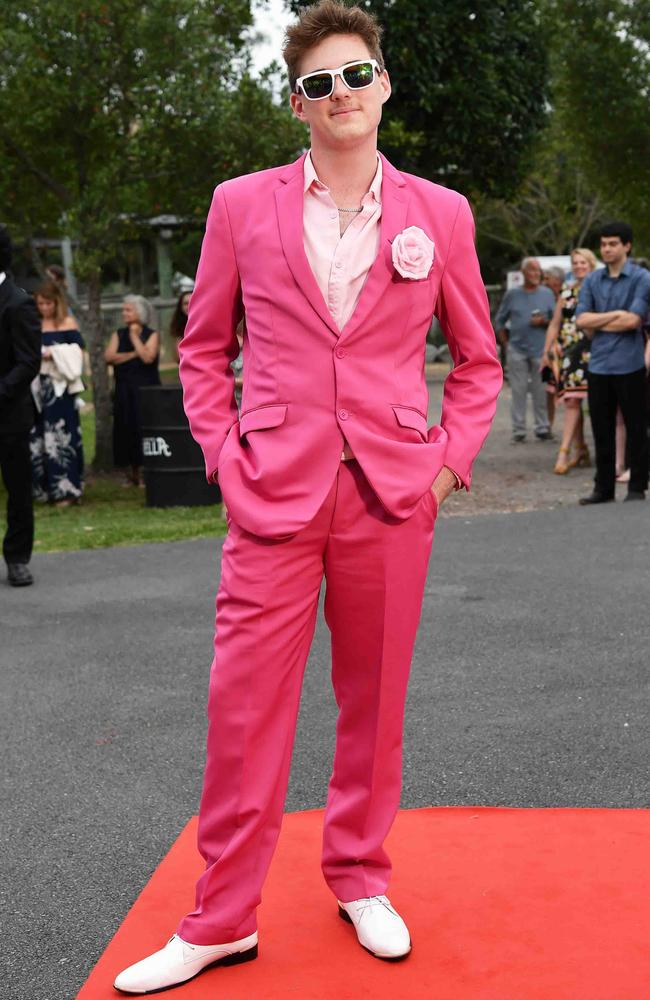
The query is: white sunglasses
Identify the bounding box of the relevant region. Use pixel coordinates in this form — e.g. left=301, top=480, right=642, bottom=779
left=295, top=59, right=381, bottom=101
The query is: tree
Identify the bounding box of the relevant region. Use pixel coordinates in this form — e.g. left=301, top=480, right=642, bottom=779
left=547, top=0, right=650, bottom=248
left=289, top=0, right=549, bottom=199
left=470, top=0, right=650, bottom=276
left=0, top=0, right=303, bottom=469
left=473, top=119, right=618, bottom=279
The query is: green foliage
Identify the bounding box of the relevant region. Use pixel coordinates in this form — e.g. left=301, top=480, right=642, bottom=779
left=0, top=0, right=303, bottom=262
left=474, top=119, right=618, bottom=278
left=547, top=0, right=650, bottom=248
left=0, top=0, right=304, bottom=470
left=289, top=0, right=549, bottom=198
left=470, top=0, right=650, bottom=275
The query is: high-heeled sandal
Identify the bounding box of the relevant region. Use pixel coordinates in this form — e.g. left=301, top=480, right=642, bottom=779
left=554, top=447, right=571, bottom=474
left=568, top=444, right=591, bottom=469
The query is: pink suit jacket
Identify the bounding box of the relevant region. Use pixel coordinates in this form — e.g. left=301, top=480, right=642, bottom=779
left=179, top=152, right=503, bottom=538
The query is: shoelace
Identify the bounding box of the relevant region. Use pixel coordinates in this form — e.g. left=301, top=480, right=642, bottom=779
left=353, top=896, right=390, bottom=919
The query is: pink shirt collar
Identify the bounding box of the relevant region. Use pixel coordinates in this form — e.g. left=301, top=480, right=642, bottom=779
left=303, top=150, right=383, bottom=203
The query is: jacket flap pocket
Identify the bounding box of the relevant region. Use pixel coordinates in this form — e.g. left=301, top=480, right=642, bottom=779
left=239, top=403, right=288, bottom=436
left=392, top=405, right=428, bottom=438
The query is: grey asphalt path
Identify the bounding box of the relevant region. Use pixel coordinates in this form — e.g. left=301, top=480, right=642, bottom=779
left=2, top=502, right=650, bottom=999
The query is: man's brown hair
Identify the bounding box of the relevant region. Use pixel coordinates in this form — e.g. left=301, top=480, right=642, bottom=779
left=283, top=0, right=384, bottom=93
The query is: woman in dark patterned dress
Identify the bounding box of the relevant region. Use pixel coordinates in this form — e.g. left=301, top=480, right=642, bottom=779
left=105, top=295, right=160, bottom=486
left=541, top=248, right=598, bottom=474
left=30, top=281, right=85, bottom=505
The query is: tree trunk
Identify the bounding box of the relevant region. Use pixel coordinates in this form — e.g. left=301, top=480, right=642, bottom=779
left=85, top=269, right=113, bottom=472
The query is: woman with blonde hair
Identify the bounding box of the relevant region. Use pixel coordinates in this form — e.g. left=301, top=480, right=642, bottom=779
left=104, top=294, right=160, bottom=486
left=30, top=280, right=85, bottom=505
left=541, top=247, right=598, bottom=474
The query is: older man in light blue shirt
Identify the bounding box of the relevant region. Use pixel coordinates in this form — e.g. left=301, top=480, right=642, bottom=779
left=494, top=257, right=556, bottom=441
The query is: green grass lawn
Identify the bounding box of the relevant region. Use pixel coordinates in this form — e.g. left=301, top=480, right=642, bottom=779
left=29, top=469, right=226, bottom=553
left=1, top=369, right=228, bottom=553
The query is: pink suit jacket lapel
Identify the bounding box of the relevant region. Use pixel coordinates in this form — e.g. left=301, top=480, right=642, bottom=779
left=274, top=151, right=409, bottom=340
left=275, top=154, right=340, bottom=337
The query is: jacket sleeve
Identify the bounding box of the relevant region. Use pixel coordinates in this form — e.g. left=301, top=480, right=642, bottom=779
left=0, top=294, right=42, bottom=405
left=433, top=196, right=503, bottom=491
left=179, top=184, right=243, bottom=481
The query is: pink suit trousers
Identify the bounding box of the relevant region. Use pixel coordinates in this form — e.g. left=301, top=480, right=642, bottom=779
left=177, top=459, right=436, bottom=944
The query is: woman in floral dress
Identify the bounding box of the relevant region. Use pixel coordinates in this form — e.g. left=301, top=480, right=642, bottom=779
left=541, top=248, right=598, bottom=474
left=30, top=281, right=85, bottom=505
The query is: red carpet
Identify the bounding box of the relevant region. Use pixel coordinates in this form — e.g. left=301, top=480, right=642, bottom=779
left=78, top=807, right=650, bottom=999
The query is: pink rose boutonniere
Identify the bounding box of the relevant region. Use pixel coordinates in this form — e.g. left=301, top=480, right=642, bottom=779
left=391, top=226, right=435, bottom=281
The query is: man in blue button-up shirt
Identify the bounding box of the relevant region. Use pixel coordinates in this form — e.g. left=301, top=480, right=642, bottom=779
left=575, top=221, right=650, bottom=504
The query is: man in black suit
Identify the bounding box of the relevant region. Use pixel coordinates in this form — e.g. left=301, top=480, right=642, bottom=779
left=0, top=225, right=42, bottom=586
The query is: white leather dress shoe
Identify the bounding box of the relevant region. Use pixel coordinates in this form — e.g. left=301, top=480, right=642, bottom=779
left=113, top=931, right=258, bottom=994
left=338, top=895, right=411, bottom=960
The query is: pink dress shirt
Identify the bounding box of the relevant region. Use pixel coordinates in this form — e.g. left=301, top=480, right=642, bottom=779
left=303, top=151, right=382, bottom=331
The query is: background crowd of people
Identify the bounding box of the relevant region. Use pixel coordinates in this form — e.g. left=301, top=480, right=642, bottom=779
left=494, top=221, right=650, bottom=507
left=0, top=224, right=177, bottom=585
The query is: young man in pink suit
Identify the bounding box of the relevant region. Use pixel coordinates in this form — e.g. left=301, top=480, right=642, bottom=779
left=115, top=1, right=502, bottom=993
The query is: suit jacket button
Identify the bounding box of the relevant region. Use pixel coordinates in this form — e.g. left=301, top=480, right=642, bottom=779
left=338, top=409, right=349, bottom=420
left=335, top=348, right=346, bottom=359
